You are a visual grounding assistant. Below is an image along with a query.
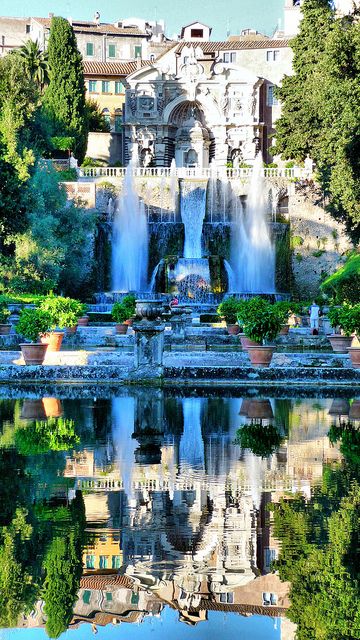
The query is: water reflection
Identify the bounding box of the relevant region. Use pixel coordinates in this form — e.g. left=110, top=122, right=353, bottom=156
left=0, top=390, right=359, bottom=638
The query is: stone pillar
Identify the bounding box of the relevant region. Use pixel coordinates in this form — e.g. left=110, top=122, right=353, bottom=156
left=133, top=321, right=165, bottom=377
left=169, top=307, right=192, bottom=340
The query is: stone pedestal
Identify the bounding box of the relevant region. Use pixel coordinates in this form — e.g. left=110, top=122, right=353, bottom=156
left=169, top=307, right=192, bottom=340
left=133, top=321, right=165, bottom=377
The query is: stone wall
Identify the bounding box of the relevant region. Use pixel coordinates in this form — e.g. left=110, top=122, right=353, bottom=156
left=288, top=183, right=353, bottom=299
left=86, top=132, right=123, bottom=164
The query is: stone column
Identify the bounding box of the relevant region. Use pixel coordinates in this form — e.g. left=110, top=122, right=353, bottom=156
left=133, top=321, right=165, bottom=378
left=169, top=307, right=192, bottom=341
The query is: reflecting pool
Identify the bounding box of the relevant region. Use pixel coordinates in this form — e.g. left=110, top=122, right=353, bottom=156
left=0, top=388, right=359, bottom=640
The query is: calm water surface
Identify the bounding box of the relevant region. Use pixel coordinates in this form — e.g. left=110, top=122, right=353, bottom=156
left=0, top=388, right=359, bottom=640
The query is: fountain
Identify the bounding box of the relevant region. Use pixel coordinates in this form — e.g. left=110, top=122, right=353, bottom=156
left=112, top=155, right=148, bottom=291
left=179, top=398, right=205, bottom=470
left=229, top=154, right=275, bottom=293
left=180, top=181, right=206, bottom=259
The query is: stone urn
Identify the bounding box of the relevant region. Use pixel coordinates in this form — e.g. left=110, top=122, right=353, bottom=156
left=328, top=334, right=353, bottom=353
left=20, top=343, right=48, bottom=365
left=135, top=299, right=164, bottom=322
left=348, top=347, right=360, bottom=368
left=239, top=334, right=258, bottom=351
left=41, top=331, right=64, bottom=352
left=0, top=324, right=11, bottom=335
left=247, top=345, right=275, bottom=367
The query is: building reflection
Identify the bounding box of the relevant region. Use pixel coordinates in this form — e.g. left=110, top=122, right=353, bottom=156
left=59, top=393, right=346, bottom=633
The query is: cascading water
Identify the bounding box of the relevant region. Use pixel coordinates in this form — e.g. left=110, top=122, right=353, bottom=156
left=229, top=154, right=275, bottom=293
left=112, top=156, right=148, bottom=292
left=180, top=182, right=206, bottom=259
left=169, top=159, right=177, bottom=222
left=112, top=397, right=136, bottom=499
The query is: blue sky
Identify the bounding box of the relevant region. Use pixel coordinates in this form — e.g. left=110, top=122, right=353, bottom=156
left=0, top=0, right=285, bottom=40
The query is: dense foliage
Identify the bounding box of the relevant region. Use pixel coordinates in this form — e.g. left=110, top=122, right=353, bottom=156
left=39, top=296, right=87, bottom=329
left=235, top=422, right=283, bottom=457
left=112, top=295, right=136, bottom=323
left=15, top=308, right=51, bottom=342
left=44, top=17, right=88, bottom=163
left=274, top=0, right=360, bottom=235
left=321, top=253, right=360, bottom=303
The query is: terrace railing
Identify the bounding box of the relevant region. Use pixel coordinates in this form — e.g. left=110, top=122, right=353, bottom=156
left=78, top=165, right=309, bottom=181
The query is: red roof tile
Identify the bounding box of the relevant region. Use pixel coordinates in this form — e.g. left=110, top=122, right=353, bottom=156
left=80, top=574, right=134, bottom=590
left=175, top=39, right=291, bottom=53
left=32, top=17, right=146, bottom=36
left=83, top=60, right=151, bottom=76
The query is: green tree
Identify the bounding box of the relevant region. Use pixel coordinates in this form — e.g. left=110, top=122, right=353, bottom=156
left=45, top=17, right=88, bottom=163
left=274, top=1, right=360, bottom=235
left=86, top=99, right=111, bottom=133
left=19, top=40, right=49, bottom=90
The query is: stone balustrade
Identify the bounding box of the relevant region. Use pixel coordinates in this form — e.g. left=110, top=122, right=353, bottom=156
left=78, top=165, right=309, bottom=181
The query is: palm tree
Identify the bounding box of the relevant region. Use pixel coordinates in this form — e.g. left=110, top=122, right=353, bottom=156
left=19, top=39, right=49, bottom=90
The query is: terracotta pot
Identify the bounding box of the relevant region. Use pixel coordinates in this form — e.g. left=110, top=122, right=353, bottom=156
left=239, top=399, right=252, bottom=416
left=328, top=334, right=353, bottom=353
left=41, top=331, right=64, bottom=352
left=227, top=324, right=240, bottom=335
left=348, top=347, right=360, bottom=368
left=20, top=399, right=46, bottom=420
left=247, top=345, right=275, bottom=368
left=66, top=325, right=77, bottom=335
left=349, top=400, right=360, bottom=420
left=247, top=399, right=274, bottom=419
left=20, top=343, right=48, bottom=365
left=279, top=324, right=289, bottom=335
left=0, top=324, right=11, bottom=335
left=115, top=323, right=128, bottom=335
left=77, top=316, right=89, bottom=327
left=43, top=397, right=63, bottom=418
left=240, top=335, right=259, bottom=351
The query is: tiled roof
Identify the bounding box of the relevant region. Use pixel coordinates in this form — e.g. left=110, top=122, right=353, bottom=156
left=80, top=574, right=134, bottom=590
left=32, top=17, right=146, bottom=36
left=83, top=60, right=151, bottom=76
left=172, top=598, right=288, bottom=617
left=175, top=39, right=291, bottom=53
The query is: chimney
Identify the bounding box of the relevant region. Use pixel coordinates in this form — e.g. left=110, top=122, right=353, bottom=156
left=48, top=12, right=54, bottom=18
left=94, top=11, right=100, bottom=25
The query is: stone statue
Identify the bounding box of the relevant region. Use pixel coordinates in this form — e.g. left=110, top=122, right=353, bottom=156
left=220, top=94, right=229, bottom=116
left=142, top=148, right=153, bottom=167
left=157, top=96, right=164, bottom=116
left=139, top=96, right=155, bottom=111
left=129, top=93, right=137, bottom=115
left=232, top=148, right=242, bottom=169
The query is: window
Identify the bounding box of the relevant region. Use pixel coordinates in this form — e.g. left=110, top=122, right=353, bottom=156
left=102, top=81, right=110, bottom=93
left=115, top=81, right=124, bottom=94
left=223, top=52, right=229, bottom=63
left=105, top=592, right=113, bottom=602
left=108, top=44, right=116, bottom=58
left=219, top=592, right=234, bottom=604
left=266, top=49, right=279, bottom=62
left=114, top=109, right=122, bottom=132
left=150, top=54, right=155, bottom=63
left=99, top=534, right=107, bottom=542
left=112, top=555, right=121, bottom=569
left=230, top=52, right=236, bottom=63
left=26, top=24, right=31, bottom=33
left=190, top=28, right=203, bottom=37
left=134, top=45, right=142, bottom=58
left=102, top=108, right=111, bottom=126
left=267, top=84, right=279, bottom=107
left=86, top=42, right=94, bottom=56
left=99, top=555, right=108, bottom=569
left=89, top=80, right=97, bottom=93
left=82, top=590, right=91, bottom=605
left=265, top=548, right=278, bottom=569
left=263, top=592, right=278, bottom=606
left=86, top=555, right=95, bottom=569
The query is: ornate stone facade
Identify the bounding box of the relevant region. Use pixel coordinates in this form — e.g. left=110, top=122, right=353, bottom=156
left=124, top=44, right=274, bottom=167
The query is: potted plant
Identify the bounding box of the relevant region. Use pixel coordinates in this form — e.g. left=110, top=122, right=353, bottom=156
left=0, top=304, right=11, bottom=335
left=122, top=294, right=136, bottom=326
left=217, top=297, right=242, bottom=335
left=327, top=305, right=354, bottom=353
left=237, top=297, right=268, bottom=350
left=112, top=302, right=130, bottom=334
left=346, top=304, right=360, bottom=367
left=273, top=301, right=298, bottom=335
left=40, top=296, right=86, bottom=347
left=16, top=308, right=51, bottom=365
left=77, top=304, right=90, bottom=326
left=242, top=301, right=283, bottom=367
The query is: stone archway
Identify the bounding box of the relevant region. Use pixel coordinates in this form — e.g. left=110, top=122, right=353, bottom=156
left=167, top=100, right=212, bottom=168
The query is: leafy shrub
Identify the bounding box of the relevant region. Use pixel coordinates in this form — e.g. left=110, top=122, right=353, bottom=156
left=51, top=136, right=75, bottom=152
left=39, top=296, right=86, bottom=329
left=273, top=300, right=302, bottom=323
left=16, top=308, right=51, bottom=342
left=81, top=157, right=107, bottom=168
left=328, top=304, right=360, bottom=337
left=241, top=301, right=283, bottom=344
left=235, top=422, right=283, bottom=457
left=217, top=297, right=243, bottom=325
left=112, top=302, right=131, bottom=323
left=0, top=304, right=11, bottom=324
left=15, top=418, right=79, bottom=455
left=121, top=294, right=136, bottom=317
left=56, top=168, right=77, bottom=182
left=236, top=297, right=268, bottom=326
left=321, top=253, right=360, bottom=304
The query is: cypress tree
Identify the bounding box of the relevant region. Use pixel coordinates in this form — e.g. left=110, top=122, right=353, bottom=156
left=45, top=17, right=88, bottom=162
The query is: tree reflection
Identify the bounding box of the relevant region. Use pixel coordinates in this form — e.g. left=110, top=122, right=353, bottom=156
left=272, top=420, right=360, bottom=639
